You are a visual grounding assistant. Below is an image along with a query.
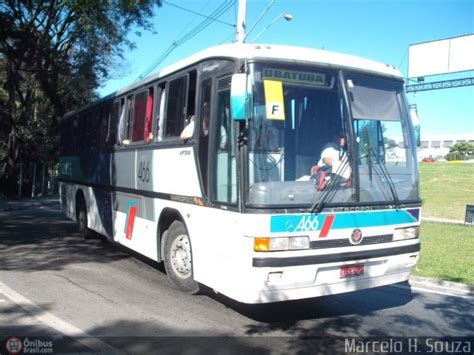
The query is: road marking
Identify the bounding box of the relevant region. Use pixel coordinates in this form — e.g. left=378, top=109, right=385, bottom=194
left=392, top=283, right=474, bottom=300
left=0, top=280, right=124, bottom=354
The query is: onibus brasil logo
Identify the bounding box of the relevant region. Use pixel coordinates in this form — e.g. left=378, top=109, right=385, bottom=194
left=5, top=337, right=22, bottom=355
left=5, top=337, right=53, bottom=354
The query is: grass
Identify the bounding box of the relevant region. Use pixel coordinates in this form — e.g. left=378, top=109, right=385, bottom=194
left=414, top=163, right=474, bottom=284
left=419, top=162, right=474, bottom=220
left=413, top=222, right=474, bottom=285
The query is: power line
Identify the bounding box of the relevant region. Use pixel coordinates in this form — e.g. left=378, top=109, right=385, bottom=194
left=219, top=31, right=235, bottom=45
left=398, top=48, right=408, bottom=71
left=244, top=0, right=275, bottom=41
left=137, top=0, right=235, bottom=80
left=172, top=1, right=235, bottom=45
left=164, top=1, right=235, bottom=27
left=174, top=0, right=212, bottom=40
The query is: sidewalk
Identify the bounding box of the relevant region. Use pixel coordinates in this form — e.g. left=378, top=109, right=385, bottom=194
left=409, top=276, right=474, bottom=297
left=0, top=195, right=59, bottom=212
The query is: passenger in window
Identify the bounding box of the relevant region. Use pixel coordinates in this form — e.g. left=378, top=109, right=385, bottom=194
left=219, top=126, right=228, bottom=150
left=202, top=102, right=210, bottom=137
left=218, top=107, right=229, bottom=150
left=145, top=131, right=154, bottom=143
left=180, top=115, right=195, bottom=141
left=155, top=113, right=163, bottom=142
left=201, top=102, right=227, bottom=149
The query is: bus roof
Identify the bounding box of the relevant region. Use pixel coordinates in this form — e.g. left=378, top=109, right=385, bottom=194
left=116, top=43, right=402, bottom=96
left=65, top=43, right=403, bottom=119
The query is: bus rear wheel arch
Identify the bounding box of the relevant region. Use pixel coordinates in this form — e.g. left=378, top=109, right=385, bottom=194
left=163, top=220, right=200, bottom=295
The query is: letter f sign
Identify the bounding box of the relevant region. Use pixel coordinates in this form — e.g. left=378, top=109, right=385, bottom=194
left=266, top=102, right=285, bottom=120
left=264, top=80, right=285, bottom=120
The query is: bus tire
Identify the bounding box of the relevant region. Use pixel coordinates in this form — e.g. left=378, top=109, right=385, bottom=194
left=163, top=220, right=200, bottom=294
left=77, top=195, right=93, bottom=239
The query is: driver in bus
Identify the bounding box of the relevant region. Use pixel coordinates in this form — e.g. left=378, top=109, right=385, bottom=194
left=311, top=134, right=351, bottom=189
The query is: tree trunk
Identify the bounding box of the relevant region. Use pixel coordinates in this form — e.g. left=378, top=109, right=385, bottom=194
left=6, top=131, right=20, bottom=197
left=18, top=163, right=23, bottom=199
left=5, top=56, right=20, bottom=197
left=41, top=163, right=47, bottom=196
left=31, top=162, right=37, bottom=197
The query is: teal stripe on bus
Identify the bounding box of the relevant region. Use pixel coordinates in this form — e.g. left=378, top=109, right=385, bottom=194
left=270, top=210, right=417, bottom=233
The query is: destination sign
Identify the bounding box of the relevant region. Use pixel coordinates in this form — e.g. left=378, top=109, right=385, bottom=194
left=262, top=68, right=327, bottom=87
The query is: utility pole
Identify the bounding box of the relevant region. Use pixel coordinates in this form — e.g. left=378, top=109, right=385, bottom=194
left=235, top=0, right=246, bottom=43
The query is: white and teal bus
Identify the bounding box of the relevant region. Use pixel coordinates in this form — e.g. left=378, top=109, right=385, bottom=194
left=59, top=43, right=421, bottom=303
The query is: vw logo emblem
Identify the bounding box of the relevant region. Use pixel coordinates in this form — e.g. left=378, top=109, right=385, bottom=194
left=350, top=229, right=363, bottom=245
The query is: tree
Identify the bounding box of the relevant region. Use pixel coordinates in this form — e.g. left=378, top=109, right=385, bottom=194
left=0, top=0, right=162, bottom=196
left=445, top=142, right=474, bottom=161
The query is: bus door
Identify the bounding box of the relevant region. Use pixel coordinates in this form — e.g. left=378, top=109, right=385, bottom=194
left=196, top=60, right=236, bottom=205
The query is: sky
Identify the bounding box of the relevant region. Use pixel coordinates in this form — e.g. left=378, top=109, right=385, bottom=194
left=99, top=0, right=474, bottom=136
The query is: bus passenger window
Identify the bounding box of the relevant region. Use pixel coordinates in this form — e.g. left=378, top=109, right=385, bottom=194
left=132, top=91, right=147, bottom=142
left=187, top=71, right=196, bottom=119
left=93, top=109, right=101, bottom=148
left=110, top=100, right=121, bottom=146
left=78, top=115, right=86, bottom=153
left=165, top=76, right=187, bottom=138
left=156, top=84, right=166, bottom=141
left=144, top=88, right=154, bottom=143
left=118, top=97, right=133, bottom=145
left=99, top=106, right=109, bottom=147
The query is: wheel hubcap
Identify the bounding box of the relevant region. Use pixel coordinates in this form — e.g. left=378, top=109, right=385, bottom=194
left=170, top=234, right=192, bottom=279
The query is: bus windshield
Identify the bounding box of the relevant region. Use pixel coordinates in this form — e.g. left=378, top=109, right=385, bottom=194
left=246, top=63, right=419, bottom=208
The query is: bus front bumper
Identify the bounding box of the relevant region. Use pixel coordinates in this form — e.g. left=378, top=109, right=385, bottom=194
left=228, top=243, right=420, bottom=304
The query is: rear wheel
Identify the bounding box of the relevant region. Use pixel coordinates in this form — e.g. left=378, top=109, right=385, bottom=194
left=77, top=196, right=92, bottom=239
left=163, top=221, right=200, bottom=294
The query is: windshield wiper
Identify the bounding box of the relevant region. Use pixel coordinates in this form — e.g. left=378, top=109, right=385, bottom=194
left=363, top=128, right=373, bottom=183
left=310, top=159, right=351, bottom=214
left=362, top=129, right=401, bottom=209
left=367, top=146, right=401, bottom=209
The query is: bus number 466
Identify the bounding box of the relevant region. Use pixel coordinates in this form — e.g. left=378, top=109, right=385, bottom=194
left=138, top=161, right=150, bottom=183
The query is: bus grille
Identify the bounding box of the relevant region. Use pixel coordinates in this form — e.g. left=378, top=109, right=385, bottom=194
left=310, top=234, right=393, bottom=249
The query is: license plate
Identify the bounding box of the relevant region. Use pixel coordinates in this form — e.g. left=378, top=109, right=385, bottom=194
left=340, top=265, right=364, bottom=278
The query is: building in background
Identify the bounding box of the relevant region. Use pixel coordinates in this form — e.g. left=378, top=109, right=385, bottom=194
left=391, top=134, right=474, bottom=161
left=418, top=134, right=474, bottom=160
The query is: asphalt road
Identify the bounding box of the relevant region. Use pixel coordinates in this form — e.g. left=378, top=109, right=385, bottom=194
left=0, top=200, right=473, bottom=354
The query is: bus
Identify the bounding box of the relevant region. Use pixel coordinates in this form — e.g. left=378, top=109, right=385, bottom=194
left=59, top=43, right=421, bottom=304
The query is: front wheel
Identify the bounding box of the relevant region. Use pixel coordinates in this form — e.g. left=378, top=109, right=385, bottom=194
left=163, top=221, right=200, bottom=294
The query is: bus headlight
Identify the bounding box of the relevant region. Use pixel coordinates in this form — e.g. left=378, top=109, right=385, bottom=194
left=289, top=236, right=310, bottom=250
left=254, top=236, right=310, bottom=252
left=393, top=226, right=419, bottom=241
left=270, top=237, right=289, bottom=251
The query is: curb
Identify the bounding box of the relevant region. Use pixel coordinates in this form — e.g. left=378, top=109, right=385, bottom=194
left=421, top=216, right=472, bottom=226
left=409, top=276, right=474, bottom=297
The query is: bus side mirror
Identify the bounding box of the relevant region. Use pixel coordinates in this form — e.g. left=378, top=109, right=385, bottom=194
left=409, top=104, right=421, bottom=147
left=231, top=73, right=250, bottom=121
